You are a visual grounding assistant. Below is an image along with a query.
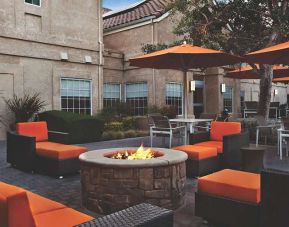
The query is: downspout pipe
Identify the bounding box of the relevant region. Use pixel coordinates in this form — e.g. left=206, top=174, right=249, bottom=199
left=98, top=0, right=104, bottom=112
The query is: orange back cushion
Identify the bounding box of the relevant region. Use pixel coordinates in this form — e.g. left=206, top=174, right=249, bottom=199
left=7, top=191, right=36, bottom=227
left=0, top=182, right=26, bottom=227
left=16, top=121, right=48, bottom=142
left=210, top=121, right=241, bottom=141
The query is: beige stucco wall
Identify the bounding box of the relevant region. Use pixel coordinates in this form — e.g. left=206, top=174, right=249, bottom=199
left=240, top=80, right=288, bottom=104
left=0, top=0, right=103, bottom=139
left=104, top=14, right=198, bottom=116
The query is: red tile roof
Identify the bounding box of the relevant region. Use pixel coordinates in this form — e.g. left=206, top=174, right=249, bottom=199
left=103, top=8, right=112, bottom=14
left=103, top=0, right=171, bottom=30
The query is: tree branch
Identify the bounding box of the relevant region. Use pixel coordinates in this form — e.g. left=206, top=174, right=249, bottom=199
left=267, top=0, right=273, bottom=16
left=282, top=0, right=288, bottom=15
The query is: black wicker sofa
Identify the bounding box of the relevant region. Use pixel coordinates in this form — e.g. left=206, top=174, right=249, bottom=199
left=196, top=169, right=289, bottom=227
left=7, top=121, right=87, bottom=177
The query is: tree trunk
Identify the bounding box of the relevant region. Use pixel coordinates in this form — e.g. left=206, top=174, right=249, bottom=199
left=257, top=64, right=274, bottom=124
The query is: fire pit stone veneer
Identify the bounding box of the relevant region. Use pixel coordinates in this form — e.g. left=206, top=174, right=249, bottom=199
left=80, top=147, right=188, bottom=214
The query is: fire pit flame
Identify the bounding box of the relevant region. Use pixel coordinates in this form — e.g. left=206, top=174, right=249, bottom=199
left=111, top=144, right=154, bottom=160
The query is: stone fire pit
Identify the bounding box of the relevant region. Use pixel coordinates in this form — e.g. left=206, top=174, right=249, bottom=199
left=80, top=147, right=188, bottom=214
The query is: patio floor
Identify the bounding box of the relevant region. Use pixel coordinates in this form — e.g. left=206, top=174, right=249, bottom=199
left=0, top=137, right=288, bottom=227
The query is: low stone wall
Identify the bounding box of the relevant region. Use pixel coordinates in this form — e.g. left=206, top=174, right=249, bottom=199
left=80, top=148, right=187, bottom=214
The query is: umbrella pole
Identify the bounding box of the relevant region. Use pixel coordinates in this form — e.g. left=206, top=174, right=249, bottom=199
left=183, top=70, right=188, bottom=119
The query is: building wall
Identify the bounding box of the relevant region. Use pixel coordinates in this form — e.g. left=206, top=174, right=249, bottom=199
left=240, top=80, right=288, bottom=104
left=0, top=0, right=103, bottom=139
left=104, top=14, right=196, bottom=116
left=104, top=11, right=289, bottom=118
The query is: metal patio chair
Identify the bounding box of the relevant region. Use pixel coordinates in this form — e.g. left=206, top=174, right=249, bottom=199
left=243, top=101, right=258, bottom=118
left=149, top=114, right=186, bottom=148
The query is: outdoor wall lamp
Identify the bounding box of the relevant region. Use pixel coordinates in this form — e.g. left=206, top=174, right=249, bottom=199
left=274, top=89, right=278, bottom=96
left=60, top=52, right=68, bottom=61
left=220, top=83, right=226, bottom=93
left=190, top=80, right=196, bottom=92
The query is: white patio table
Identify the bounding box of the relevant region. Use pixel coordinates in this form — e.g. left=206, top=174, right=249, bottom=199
left=169, top=118, right=213, bottom=134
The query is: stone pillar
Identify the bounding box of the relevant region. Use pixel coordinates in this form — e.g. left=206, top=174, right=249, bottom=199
left=186, top=71, right=194, bottom=117
left=203, top=67, right=225, bottom=115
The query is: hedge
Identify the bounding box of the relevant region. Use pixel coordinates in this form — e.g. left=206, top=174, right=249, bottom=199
left=38, top=110, right=104, bottom=144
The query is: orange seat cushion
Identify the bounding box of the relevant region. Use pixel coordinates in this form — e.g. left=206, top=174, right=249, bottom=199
left=0, top=182, right=26, bottom=227
left=198, top=169, right=261, bottom=204
left=210, top=121, right=241, bottom=141
left=36, top=142, right=87, bottom=160
left=16, top=121, right=48, bottom=142
left=194, top=141, right=223, bottom=153
left=0, top=182, right=25, bottom=198
left=0, top=193, right=7, bottom=227
left=173, top=145, right=217, bottom=160
left=27, top=192, right=65, bottom=215
left=34, top=208, right=93, bottom=227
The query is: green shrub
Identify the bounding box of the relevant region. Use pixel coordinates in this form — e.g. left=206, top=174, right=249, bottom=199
left=38, top=110, right=104, bottom=144
left=122, top=117, right=136, bottom=130
left=160, top=105, right=178, bottom=119
left=111, top=131, right=125, bottom=139
left=124, top=130, right=137, bottom=138
left=101, top=131, right=111, bottom=141
left=104, top=122, right=124, bottom=131
left=98, top=102, right=133, bottom=122
left=136, top=130, right=149, bottom=137
left=148, top=105, right=161, bottom=114
left=135, top=116, right=149, bottom=130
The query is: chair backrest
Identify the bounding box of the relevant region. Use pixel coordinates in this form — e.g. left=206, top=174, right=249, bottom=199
left=270, top=102, right=280, bottom=108
left=281, top=117, right=289, bottom=130
left=149, top=115, right=171, bottom=128
left=16, top=121, right=48, bottom=142
left=210, top=121, right=241, bottom=141
left=244, top=101, right=258, bottom=110
left=261, top=170, right=289, bottom=227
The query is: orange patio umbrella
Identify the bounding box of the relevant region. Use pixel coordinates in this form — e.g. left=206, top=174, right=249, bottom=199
left=130, top=43, right=242, bottom=117
left=273, top=77, right=289, bottom=83
left=225, top=65, right=289, bottom=79
left=246, top=41, right=289, bottom=65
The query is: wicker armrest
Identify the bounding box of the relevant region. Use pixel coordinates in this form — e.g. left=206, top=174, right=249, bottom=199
left=189, top=131, right=210, bottom=144
left=222, top=131, right=249, bottom=170
left=48, top=131, right=69, bottom=144
left=7, top=131, right=37, bottom=165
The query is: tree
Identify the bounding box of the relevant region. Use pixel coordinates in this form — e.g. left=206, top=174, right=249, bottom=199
left=168, top=0, right=289, bottom=122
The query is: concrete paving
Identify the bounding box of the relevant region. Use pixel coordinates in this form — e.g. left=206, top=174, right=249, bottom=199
left=0, top=137, right=288, bottom=226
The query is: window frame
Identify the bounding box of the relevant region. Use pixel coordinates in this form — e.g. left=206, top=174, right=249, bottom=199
left=165, top=82, right=183, bottom=116
left=223, top=86, right=234, bottom=113
left=24, top=0, right=41, bottom=7
left=125, top=82, right=148, bottom=116
left=60, top=77, right=92, bottom=115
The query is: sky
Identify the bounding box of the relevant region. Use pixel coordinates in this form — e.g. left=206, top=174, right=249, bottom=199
left=103, top=0, right=140, bottom=10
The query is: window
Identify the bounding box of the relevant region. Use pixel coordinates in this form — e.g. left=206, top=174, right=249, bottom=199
left=240, top=90, right=245, bottom=116
left=103, top=83, right=121, bottom=108
left=25, top=0, right=41, bottom=6
left=61, top=78, right=92, bottom=115
left=193, top=81, right=204, bottom=118
left=223, top=86, right=233, bottom=112
left=166, top=82, right=183, bottom=115
left=125, top=83, right=148, bottom=116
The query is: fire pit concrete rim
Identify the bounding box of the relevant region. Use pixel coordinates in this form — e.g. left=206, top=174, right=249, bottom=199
left=79, top=147, right=188, bottom=168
